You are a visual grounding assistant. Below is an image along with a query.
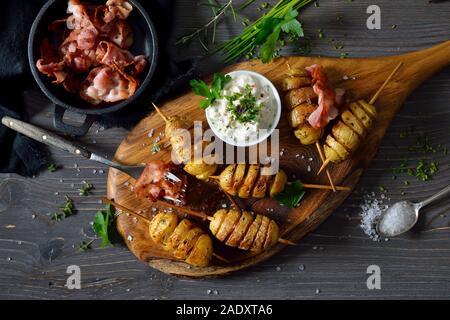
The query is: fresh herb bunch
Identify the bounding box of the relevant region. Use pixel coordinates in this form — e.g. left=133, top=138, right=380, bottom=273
left=275, top=180, right=305, bottom=208
left=51, top=196, right=76, bottom=221
left=226, top=84, right=262, bottom=122
left=176, top=0, right=256, bottom=48
left=217, top=0, right=312, bottom=63
left=92, top=204, right=116, bottom=248
left=190, top=73, right=232, bottom=109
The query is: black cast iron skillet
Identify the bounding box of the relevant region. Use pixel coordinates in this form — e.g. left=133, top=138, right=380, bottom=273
left=28, top=0, right=158, bottom=136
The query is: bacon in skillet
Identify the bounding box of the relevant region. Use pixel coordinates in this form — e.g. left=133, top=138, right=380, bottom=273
left=134, top=160, right=188, bottom=206
left=36, top=38, right=68, bottom=83
left=306, top=64, right=345, bottom=129
left=35, top=0, right=146, bottom=105
left=96, top=41, right=147, bottom=76
left=80, top=65, right=137, bottom=104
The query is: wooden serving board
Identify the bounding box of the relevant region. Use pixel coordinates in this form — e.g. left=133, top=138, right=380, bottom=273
left=107, top=41, right=450, bottom=277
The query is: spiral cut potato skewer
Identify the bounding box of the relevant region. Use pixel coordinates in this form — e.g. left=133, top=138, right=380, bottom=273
left=317, top=62, right=403, bottom=175
left=209, top=164, right=350, bottom=200
left=151, top=102, right=218, bottom=180
left=282, top=64, right=336, bottom=191
left=102, top=198, right=214, bottom=267
left=159, top=201, right=297, bottom=253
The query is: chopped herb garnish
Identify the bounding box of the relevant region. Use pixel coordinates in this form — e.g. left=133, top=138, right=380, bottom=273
left=92, top=204, right=116, bottom=248
left=79, top=239, right=94, bottom=252
left=226, top=84, right=263, bottom=123
left=151, top=141, right=161, bottom=154
left=317, top=28, right=324, bottom=39
left=78, top=182, right=94, bottom=196
left=47, top=163, right=59, bottom=172
left=379, top=186, right=386, bottom=192
left=190, top=73, right=232, bottom=109
left=275, top=180, right=306, bottom=208
left=51, top=196, right=76, bottom=221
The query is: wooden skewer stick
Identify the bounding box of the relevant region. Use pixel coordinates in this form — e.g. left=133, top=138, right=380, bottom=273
left=317, top=158, right=331, bottom=175
left=156, top=200, right=296, bottom=247
left=209, top=175, right=348, bottom=191
left=317, top=61, right=404, bottom=176
left=151, top=102, right=169, bottom=123
left=302, top=183, right=350, bottom=191
left=369, top=61, right=404, bottom=105
left=102, top=197, right=152, bottom=223
left=315, top=142, right=336, bottom=192
left=101, top=198, right=228, bottom=263
left=222, top=190, right=242, bottom=214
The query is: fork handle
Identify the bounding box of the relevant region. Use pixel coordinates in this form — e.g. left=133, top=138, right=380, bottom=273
left=1, top=116, right=91, bottom=159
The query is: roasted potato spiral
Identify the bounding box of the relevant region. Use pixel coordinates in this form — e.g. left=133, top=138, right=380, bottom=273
left=281, top=68, right=323, bottom=145
left=148, top=212, right=213, bottom=267
left=218, top=164, right=288, bottom=199
left=209, top=209, right=279, bottom=253
left=164, top=115, right=218, bottom=180
left=323, top=100, right=377, bottom=163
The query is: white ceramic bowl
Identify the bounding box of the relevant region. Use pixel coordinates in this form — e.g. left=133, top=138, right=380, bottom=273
left=205, top=70, right=281, bottom=147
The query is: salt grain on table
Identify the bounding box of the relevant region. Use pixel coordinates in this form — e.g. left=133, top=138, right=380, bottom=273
left=360, top=194, right=386, bottom=241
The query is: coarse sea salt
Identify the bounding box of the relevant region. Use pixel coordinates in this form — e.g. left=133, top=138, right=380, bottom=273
left=378, top=201, right=416, bottom=236
left=360, top=194, right=386, bottom=241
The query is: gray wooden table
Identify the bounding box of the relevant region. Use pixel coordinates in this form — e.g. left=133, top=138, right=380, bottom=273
left=1, top=0, right=450, bottom=300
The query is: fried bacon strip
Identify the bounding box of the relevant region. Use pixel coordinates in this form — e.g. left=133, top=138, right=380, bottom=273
left=134, top=160, right=188, bottom=206
left=80, top=65, right=137, bottom=104
left=96, top=41, right=147, bottom=76
left=36, top=38, right=68, bottom=83
left=306, top=64, right=345, bottom=129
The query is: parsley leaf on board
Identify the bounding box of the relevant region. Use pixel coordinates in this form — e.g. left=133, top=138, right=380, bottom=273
left=275, top=180, right=306, bottom=208
left=190, top=73, right=232, bottom=109
left=257, top=8, right=305, bottom=63
left=92, top=204, right=115, bottom=248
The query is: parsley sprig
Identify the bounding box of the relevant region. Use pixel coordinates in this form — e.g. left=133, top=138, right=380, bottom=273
left=92, top=204, right=116, bottom=248
left=190, top=73, right=232, bottom=109
left=275, top=180, right=306, bottom=208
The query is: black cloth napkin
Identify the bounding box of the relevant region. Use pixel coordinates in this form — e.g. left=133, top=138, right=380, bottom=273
left=0, top=0, right=198, bottom=176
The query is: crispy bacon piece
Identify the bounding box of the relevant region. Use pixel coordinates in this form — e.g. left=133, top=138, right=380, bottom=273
left=104, top=0, right=133, bottom=23
left=134, top=160, right=188, bottom=205
left=80, top=65, right=137, bottom=104
left=107, top=20, right=133, bottom=49
left=37, top=38, right=67, bottom=83
left=95, top=41, right=146, bottom=75
left=306, top=64, right=345, bottom=129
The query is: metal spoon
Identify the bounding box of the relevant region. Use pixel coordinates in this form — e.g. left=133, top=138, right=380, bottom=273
left=376, top=184, right=450, bottom=237
left=1, top=116, right=180, bottom=184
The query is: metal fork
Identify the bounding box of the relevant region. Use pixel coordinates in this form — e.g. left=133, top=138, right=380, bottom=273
left=1, top=116, right=181, bottom=183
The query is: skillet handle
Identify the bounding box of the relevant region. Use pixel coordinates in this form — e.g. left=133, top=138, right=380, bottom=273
left=53, top=104, right=96, bottom=137
left=1, top=116, right=91, bottom=159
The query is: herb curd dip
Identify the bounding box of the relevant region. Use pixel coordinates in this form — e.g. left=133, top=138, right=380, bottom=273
left=205, top=70, right=281, bottom=147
